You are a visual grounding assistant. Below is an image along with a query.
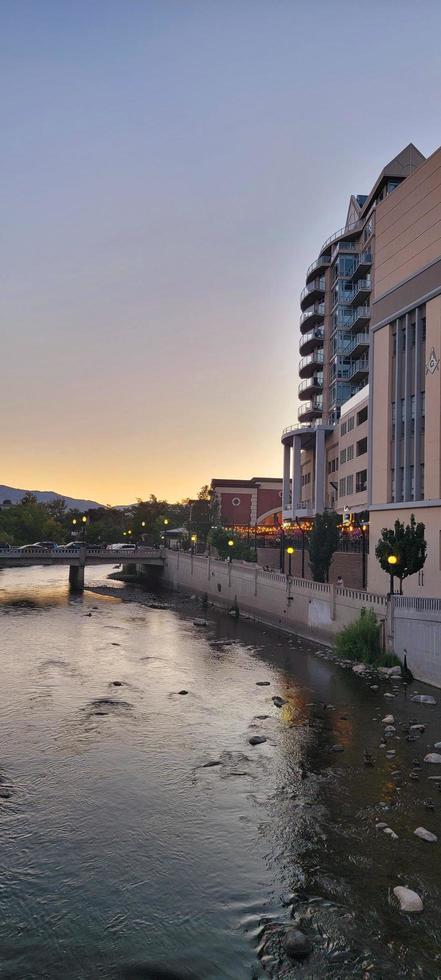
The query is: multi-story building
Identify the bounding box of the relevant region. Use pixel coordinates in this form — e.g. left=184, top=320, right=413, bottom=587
left=282, top=144, right=425, bottom=523
left=368, top=144, right=441, bottom=594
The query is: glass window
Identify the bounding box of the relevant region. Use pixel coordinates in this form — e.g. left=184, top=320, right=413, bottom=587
left=357, top=406, right=368, bottom=425
left=346, top=474, right=353, bottom=495
left=347, top=416, right=354, bottom=432
left=347, top=445, right=354, bottom=461
left=356, top=469, right=367, bottom=493
left=340, top=422, right=347, bottom=437
left=339, top=477, right=346, bottom=497
left=356, top=437, right=367, bottom=456
left=340, top=449, right=346, bottom=465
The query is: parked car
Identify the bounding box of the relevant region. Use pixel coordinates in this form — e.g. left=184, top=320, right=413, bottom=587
left=0, top=542, right=11, bottom=551
left=106, top=542, right=137, bottom=552
left=32, top=541, right=57, bottom=551
left=57, top=542, right=81, bottom=551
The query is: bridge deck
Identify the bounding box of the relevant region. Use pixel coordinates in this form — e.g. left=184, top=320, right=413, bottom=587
left=0, top=547, right=164, bottom=568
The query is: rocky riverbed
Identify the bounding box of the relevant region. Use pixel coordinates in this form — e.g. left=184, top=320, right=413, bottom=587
left=0, top=564, right=441, bottom=978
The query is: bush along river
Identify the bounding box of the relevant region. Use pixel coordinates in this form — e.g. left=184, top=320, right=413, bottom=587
left=0, top=564, right=441, bottom=979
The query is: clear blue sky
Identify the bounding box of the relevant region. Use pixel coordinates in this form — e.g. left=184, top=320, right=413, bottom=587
left=1, top=0, right=440, bottom=503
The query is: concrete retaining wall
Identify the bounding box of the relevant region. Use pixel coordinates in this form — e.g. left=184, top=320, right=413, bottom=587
left=151, top=553, right=441, bottom=689
left=159, top=551, right=387, bottom=646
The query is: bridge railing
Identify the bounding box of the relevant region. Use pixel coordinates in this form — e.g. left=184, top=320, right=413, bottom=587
left=0, top=546, right=163, bottom=560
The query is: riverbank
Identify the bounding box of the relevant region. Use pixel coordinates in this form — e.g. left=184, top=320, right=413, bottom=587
left=1, top=564, right=441, bottom=977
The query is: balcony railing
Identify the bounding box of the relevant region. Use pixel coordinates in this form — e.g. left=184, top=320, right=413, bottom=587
left=344, top=333, right=370, bottom=357
left=300, top=278, right=326, bottom=310
left=320, top=218, right=364, bottom=254
left=299, top=328, right=324, bottom=355
left=298, top=350, right=324, bottom=377
left=347, top=278, right=372, bottom=305
left=298, top=397, right=323, bottom=421
left=298, top=375, right=324, bottom=399
left=305, top=254, right=331, bottom=281
left=300, top=303, right=325, bottom=329
left=348, top=358, right=369, bottom=381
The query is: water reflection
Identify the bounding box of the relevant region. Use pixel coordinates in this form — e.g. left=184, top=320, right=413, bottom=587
left=0, top=566, right=440, bottom=978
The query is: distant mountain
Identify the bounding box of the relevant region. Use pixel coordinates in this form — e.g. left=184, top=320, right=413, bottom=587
left=0, top=485, right=104, bottom=511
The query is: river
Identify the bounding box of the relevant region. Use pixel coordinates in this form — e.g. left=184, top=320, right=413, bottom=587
left=0, top=564, right=440, bottom=979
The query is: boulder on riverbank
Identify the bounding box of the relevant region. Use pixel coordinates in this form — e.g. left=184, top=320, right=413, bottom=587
left=284, top=928, right=312, bottom=960
left=414, top=826, right=438, bottom=843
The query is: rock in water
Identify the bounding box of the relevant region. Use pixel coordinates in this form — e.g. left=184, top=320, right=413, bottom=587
left=414, top=826, right=438, bottom=843
left=249, top=735, right=267, bottom=746
left=330, top=744, right=344, bottom=753
left=382, top=714, right=395, bottom=724
left=393, top=886, right=424, bottom=913
left=193, top=619, right=208, bottom=627
left=272, top=696, right=287, bottom=707
left=178, top=690, right=188, bottom=695
left=256, top=681, right=270, bottom=686
left=284, top=928, right=312, bottom=960
left=424, top=753, right=441, bottom=764
left=411, top=695, right=437, bottom=705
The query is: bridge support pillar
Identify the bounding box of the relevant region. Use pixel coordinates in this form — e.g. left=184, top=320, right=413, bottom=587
left=69, top=564, right=85, bottom=591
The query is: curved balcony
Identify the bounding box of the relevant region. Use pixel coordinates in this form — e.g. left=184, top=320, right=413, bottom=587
left=298, top=349, right=324, bottom=378
left=350, top=306, right=371, bottom=331
left=300, top=303, right=325, bottom=332
left=300, top=278, right=326, bottom=311
left=299, top=327, right=324, bottom=357
left=320, top=217, right=363, bottom=255
left=298, top=397, right=323, bottom=423
left=305, top=253, right=331, bottom=284
left=298, top=374, right=323, bottom=400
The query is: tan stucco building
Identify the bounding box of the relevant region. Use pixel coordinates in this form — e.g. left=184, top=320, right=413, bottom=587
left=369, top=144, right=441, bottom=594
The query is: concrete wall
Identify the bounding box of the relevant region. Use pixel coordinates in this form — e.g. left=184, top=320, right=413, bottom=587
left=374, top=146, right=441, bottom=298
left=160, top=550, right=386, bottom=646
left=156, top=552, right=441, bottom=688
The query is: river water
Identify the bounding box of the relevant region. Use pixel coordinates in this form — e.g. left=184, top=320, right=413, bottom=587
left=0, top=565, right=440, bottom=979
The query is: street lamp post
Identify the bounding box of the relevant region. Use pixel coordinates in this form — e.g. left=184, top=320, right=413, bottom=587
left=387, top=554, right=398, bottom=595
left=228, top=538, right=234, bottom=563
left=279, top=525, right=285, bottom=572
left=190, top=534, right=197, bottom=556
left=361, top=523, right=368, bottom=589
left=81, top=515, right=87, bottom=546
left=296, top=519, right=308, bottom=578
left=286, top=546, right=294, bottom=577
left=163, top=518, right=169, bottom=549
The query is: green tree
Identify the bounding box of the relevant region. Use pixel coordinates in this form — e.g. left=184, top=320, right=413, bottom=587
left=375, top=514, right=426, bottom=595
left=207, top=526, right=256, bottom=561
left=308, top=511, right=340, bottom=582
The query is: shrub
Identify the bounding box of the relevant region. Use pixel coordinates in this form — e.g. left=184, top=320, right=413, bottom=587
left=334, top=608, right=398, bottom=666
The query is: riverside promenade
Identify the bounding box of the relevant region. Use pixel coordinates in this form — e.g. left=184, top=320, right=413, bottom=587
left=156, top=551, right=441, bottom=689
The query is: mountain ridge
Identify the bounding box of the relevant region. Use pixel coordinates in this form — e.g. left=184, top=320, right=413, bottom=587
left=0, top=484, right=104, bottom=511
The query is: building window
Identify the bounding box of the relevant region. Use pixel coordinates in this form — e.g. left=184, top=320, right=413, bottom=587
left=340, top=449, right=346, bottom=465
left=418, top=569, right=424, bottom=587
left=410, top=465, right=415, bottom=498
left=391, top=468, right=395, bottom=501
left=356, top=437, right=367, bottom=457
left=339, top=477, right=346, bottom=497
left=421, top=463, right=425, bottom=498
left=347, top=444, right=354, bottom=461
left=347, top=416, right=354, bottom=432
left=340, top=421, right=347, bottom=436
left=346, top=474, right=353, bottom=495
left=232, top=497, right=241, bottom=506
left=356, top=469, right=367, bottom=493
left=357, top=406, right=368, bottom=425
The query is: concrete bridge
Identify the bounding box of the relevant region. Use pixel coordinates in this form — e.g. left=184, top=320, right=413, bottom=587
left=0, top=547, right=164, bottom=590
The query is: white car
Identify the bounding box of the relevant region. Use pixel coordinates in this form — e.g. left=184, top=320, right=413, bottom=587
left=106, top=543, right=136, bottom=552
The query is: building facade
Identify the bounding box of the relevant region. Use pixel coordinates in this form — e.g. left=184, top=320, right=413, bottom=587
left=282, top=144, right=425, bottom=524
left=211, top=477, right=283, bottom=527
left=368, top=144, right=441, bottom=594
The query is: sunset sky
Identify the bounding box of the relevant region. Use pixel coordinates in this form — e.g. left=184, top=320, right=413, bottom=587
left=2, top=0, right=441, bottom=505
